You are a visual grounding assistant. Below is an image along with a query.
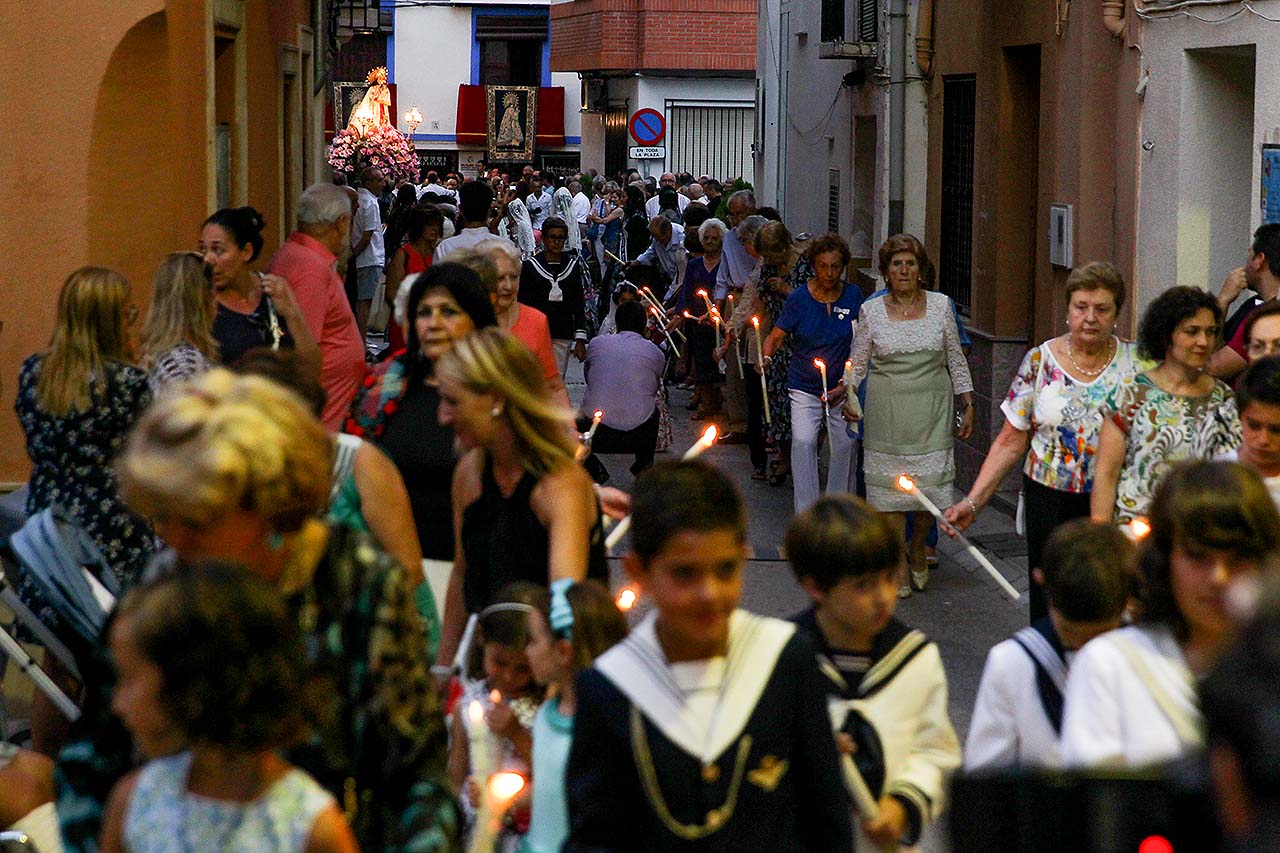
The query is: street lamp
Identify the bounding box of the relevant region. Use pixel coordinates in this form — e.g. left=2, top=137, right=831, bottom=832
left=404, top=106, right=423, bottom=141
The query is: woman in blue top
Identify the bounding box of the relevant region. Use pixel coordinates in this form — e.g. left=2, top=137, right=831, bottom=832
left=763, top=234, right=864, bottom=512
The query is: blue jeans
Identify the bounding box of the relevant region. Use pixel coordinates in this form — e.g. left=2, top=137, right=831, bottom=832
left=789, top=388, right=857, bottom=513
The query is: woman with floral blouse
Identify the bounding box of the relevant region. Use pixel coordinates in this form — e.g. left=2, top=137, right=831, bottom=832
left=943, top=262, right=1142, bottom=622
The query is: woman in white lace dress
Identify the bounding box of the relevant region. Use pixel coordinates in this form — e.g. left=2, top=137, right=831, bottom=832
left=845, top=235, right=973, bottom=597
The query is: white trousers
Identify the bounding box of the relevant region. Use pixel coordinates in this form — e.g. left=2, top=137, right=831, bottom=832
left=789, top=388, right=858, bottom=514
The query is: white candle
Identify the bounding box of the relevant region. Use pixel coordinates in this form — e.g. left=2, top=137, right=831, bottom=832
left=466, top=699, right=492, bottom=813
left=814, top=358, right=829, bottom=419
left=649, top=307, right=681, bottom=357
left=752, top=317, right=771, bottom=425
left=711, top=308, right=722, bottom=350
left=895, top=475, right=1022, bottom=601
left=585, top=410, right=603, bottom=442
left=606, top=426, right=718, bottom=549
left=697, top=288, right=715, bottom=316
left=638, top=286, right=666, bottom=315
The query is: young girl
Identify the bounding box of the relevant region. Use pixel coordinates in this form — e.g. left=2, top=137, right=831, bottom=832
left=521, top=579, right=629, bottom=853
left=448, top=584, right=546, bottom=823
left=99, top=563, right=357, bottom=853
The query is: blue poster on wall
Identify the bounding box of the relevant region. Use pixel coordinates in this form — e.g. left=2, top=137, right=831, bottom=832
left=1264, top=145, right=1280, bottom=225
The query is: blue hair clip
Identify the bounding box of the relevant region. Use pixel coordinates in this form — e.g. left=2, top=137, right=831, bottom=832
left=549, top=578, right=575, bottom=639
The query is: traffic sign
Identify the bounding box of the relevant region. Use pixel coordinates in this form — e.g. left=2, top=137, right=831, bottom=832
left=628, top=146, right=666, bottom=160
left=628, top=109, right=666, bottom=145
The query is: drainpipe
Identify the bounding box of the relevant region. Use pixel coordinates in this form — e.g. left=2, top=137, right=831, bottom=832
left=888, top=0, right=907, bottom=236
left=1102, top=0, right=1126, bottom=37
left=916, top=0, right=935, bottom=79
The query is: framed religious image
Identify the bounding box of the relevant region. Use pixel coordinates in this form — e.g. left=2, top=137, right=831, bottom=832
left=486, top=85, right=537, bottom=163
left=333, top=81, right=369, bottom=134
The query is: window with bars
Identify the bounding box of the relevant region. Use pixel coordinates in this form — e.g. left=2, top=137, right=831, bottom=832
left=828, top=170, right=840, bottom=234
left=940, top=76, right=976, bottom=312
left=335, top=0, right=392, bottom=35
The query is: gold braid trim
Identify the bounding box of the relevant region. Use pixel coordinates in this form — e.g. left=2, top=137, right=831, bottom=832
left=629, top=706, right=752, bottom=841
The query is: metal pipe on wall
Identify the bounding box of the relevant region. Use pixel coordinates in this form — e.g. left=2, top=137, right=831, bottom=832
left=888, top=0, right=907, bottom=235
left=916, top=0, right=935, bottom=79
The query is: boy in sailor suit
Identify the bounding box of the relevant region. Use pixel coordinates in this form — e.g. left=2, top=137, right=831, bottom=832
left=965, top=520, right=1133, bottom=771
left=566, top=461, right=853, bottom=852
left=786, top=495, right=961, bottom=850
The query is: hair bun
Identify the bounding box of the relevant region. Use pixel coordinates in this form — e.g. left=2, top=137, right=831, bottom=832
left=242, top=206, right=266, bottom=234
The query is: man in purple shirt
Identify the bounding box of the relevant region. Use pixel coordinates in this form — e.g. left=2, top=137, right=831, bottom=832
left=582, top=301, right=666, bottom=475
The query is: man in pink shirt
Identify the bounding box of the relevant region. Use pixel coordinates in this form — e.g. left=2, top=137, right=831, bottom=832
left=268, top=183, right=367, bottom=428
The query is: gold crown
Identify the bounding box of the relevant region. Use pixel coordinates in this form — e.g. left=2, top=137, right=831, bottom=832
left=366, top=66, right=388, bottom=85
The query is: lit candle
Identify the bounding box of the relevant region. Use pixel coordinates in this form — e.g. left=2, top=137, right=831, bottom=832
left=896, top=474, right=1021, bottom=601
left=814, top=358, right=829, bottom=419
left=606, top=426, right=718, bottom=549
left=697, top=288, right=715, bottom=316
left=586, top=410, right=603, bottom=443
left=466, top=699, right=492, bottom=798
left=1125, top=517, right=1151, bottom=541
left=752, top=317, right=771, bottom=425
left=711, top=308, right=722, bottom=350
left=616, top=587, right=638, bottom=611
left=649, top=307, right=681, bottom=357
left=469, top=772, right=527, bottom=853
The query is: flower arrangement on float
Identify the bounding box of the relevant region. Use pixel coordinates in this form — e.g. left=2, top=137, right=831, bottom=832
left=326, top=66, right=421, bottom=185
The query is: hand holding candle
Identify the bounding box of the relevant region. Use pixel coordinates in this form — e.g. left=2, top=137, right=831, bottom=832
left=649, top=307, right=681, bottom=356
left=896, top=475, right=1021, bottom=601
left=752, top=317, right=771, bottom=424
left=606, top=426, right=718, bottom=549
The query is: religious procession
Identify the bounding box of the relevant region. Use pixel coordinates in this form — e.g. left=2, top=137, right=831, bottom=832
left=4, top=1, right=1280, bottom=852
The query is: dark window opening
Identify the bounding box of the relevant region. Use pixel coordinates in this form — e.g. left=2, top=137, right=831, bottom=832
left=821, top=0, right=845, bottom=42
left=940, top=75, right=976, bottom=312
left=479, top=39, right=542, bottom=87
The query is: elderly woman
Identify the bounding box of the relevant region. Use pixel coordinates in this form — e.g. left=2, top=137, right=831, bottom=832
left=435, top=328, right=609, bottom=669
left=1063, top=461, right=1279, bottom=769
left=762, top=233, right=863, bottom=512
left=679, top=218, right=727, bottom=421
left=138, top=251, right=218, bottom=392
left=755, top=221, right=814, bottom=485
left=1091, top=286, right=1241, bottom=524
left=57, top=371, right=458, bottom=853
left=943, top=261, right=1141, bottom=621
left=845, top=234, right=973, bottom=597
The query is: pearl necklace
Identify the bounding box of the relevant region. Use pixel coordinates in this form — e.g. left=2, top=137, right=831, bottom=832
left=1065, top=336, right=1115, bottom=377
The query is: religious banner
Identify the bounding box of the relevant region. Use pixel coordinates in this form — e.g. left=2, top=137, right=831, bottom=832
left=486, top=85, right=537, bottom=163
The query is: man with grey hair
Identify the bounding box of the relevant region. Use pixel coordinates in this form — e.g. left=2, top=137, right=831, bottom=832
left=631, top=214, right=686, bottom=287
left=645, top=172, right=690, bottom=218
left=267, top=182, right=366, bottom=429
left=351, top=166, right=386, bottom=340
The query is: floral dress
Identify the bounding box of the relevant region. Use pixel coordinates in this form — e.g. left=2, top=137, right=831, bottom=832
left=1002, top=339, right=1145, bottom=493
left=760, top=255, right=815, bottom=445
left=1103, top=373, right=1241, bottom=521
left=16, top=355, right=155, bottom=596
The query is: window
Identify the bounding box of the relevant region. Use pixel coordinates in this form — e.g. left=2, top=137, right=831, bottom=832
left=477, top=13, right=547, bottom=87
left=821, top=0, right=845, bottom=42
left=828, top=170, right=840, bottom=233
left=940, top=76, right=976, bottom=311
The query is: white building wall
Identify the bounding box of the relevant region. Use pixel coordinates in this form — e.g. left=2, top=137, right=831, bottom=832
left=1135, top=7, right=1280, bottom=312
left=391, top=3, right=581, bottom=166
left=760, top=0, right=928, bottom=263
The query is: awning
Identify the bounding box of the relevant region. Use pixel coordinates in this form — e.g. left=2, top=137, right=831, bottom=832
left=455, top=84, right=566, bottom=150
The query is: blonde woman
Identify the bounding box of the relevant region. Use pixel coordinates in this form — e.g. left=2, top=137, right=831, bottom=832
left=56, top=370, right=459, bottom=852
left=138, top=251, right=219, bottom=392
left=16, top=266, right=154, bottom=754
left=434, top=328, right=609, bottom=669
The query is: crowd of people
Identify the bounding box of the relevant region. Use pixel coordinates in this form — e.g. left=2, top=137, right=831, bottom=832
left=3, top=155, right=1280, bottom=853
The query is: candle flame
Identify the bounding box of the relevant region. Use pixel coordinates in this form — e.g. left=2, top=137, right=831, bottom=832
left=702, top=424, right=718, bottom=446
left=1129, top=517, right=1152, bottom=540
left=751, top=316, right=760, bottom=328
left=592, top=410, right=604, bottom=421
left=896, top=474, right=916, bottom=492
left=468, top=699, right=484, bottom=726
left=845, top=359, right=852, bottom=371
left=487, top=771, right=526, bottom=801
left=489, top=689, right=501, bottom=705
left=814, top=358, right=826, bottom=369
left=683, top=310, right=694, bottom=318
left=697, top=289, right=709, bottom=298
left=617, top=587, right=638, bottom=611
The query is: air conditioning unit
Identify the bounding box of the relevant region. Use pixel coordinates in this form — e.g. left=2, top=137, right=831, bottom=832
left=819, top=0, right=879, bottom=60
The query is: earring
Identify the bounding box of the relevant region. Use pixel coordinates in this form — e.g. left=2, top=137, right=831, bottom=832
left=490, top=405, right=502, bottom=418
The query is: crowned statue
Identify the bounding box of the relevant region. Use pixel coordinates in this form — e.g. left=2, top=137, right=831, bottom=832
left=347, top=66, right=392, bottom=134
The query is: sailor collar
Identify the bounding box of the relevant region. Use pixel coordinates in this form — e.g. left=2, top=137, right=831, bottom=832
left=595, top=609, right=794, bottom=764
left=526, top=251, right=581, bottom=284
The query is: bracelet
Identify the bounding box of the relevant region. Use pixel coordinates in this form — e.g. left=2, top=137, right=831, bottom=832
left=965, top=496, right=979, bottom=516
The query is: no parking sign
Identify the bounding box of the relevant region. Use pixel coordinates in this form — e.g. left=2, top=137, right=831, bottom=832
left=628, top=109, right=665, bottom=146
